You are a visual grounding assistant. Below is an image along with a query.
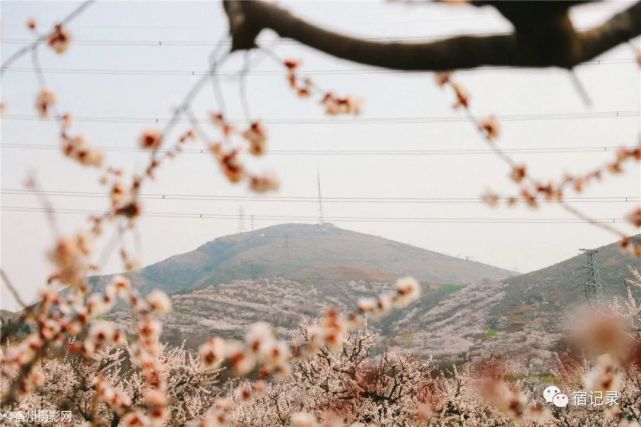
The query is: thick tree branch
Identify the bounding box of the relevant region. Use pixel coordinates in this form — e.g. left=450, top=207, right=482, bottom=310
left=223, top=0, right=641, bottom=71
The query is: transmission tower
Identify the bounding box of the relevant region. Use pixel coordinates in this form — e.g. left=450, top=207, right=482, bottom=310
left=238, top=206, right=246, bottom=232
left=579, top=248, right=605, bottom=304
left=316, top=169, right=325, bottom=225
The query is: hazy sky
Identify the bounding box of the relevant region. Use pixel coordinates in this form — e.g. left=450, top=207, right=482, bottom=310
left=1, top=1, right=640, bottom=311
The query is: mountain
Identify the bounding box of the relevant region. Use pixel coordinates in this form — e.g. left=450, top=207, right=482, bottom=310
left=496, top=235, right=641, bottom=316
left=103, top=231, right=640, bottom=374
left=90, top=223, right=514, bottom=296
left=100, top=223, right=513, bottom=349
left=387, top=235, right=641, bottom=371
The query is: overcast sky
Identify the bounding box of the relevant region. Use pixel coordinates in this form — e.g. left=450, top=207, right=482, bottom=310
left=1, top=1, right=640, bottom=311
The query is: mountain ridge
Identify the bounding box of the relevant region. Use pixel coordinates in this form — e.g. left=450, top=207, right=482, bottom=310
left=89, top=223, right=515, bottom=296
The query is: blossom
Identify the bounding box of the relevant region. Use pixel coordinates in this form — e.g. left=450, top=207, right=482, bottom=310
left=214, top=398, right=234, bottom=412
left=626, top=208, right=641, bottom=227
left=509, top=164, right=527, bottom=183
left=61, top=135, right=104, bottom=167
left=478, top=377, right=528, bottom=422
left=374, top=294, right=393, bottom=318
left=121, top=410, right=149, bottom=427
left=35, top=89, right=56, bottom=117
left=110, top=182, right=129, bottom=207
left=264, top=340, right=290, bottom=368
left=253, top=380, right=267, bottom=397
left=87, top=322, right=125, bottom=350
left=235, top=384, right=252, bottom=401
left=608, top=161, right=624, bottom=174
left=249, top=172, right=279, bottom=193
left=115, top=201, right=142, bottom=220
left=211, top=112, right=235, bottom=135
left=321, top=93, right=362, bottom=116
left=218, top=149, right=245, bottom=183
left=291, top=412, right=318, bottom=427
left=392, top=276, right=421, bottom=308
left=520, top=188, right=538, bottom=208
left=451, top=82, right=470, bottom=109
left=199, top=337, right=226, bottom=367
left=147, top=290, right=172, bottom=316
left=283, top=59, right=301, bottom=71
left=572, top=310, right=630, bottom=357
left=583, top=354, right=623, bottom=393
left=137, top=316, right=162, bottom=342
left=242, top=121, right=268, bottom=156
left=481, top=191, right=500, bottom=207
left=111, top=275, right=132, bottom=297
left=48, top=234, right=90, bottom=287
left=87, top=293, right=113, bottom=316
left=62, top=112, right=73, bottom=128
left=356, top=298, right=377, bottom=314
left=479, top=115, right=501, bottom=141
left=144, top=389, right=168, bottom=407
left=139, top=129, right=163, bottom=150
left=47, top=24, right=71, bottom=54
left=434, top=72, right=452, bottom=87
left=178, top=128, right=196, bottom=143
left=26, top=18, right=37, bottom=31
left=227, top=341, right=256, bottom=375
left=245, top=322, right=274, bottom=356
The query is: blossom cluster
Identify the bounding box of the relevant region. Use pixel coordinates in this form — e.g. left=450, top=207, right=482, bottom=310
left=283, top=58, right=361, bottom=116
left=205, top=113, right=280, bottom=193
left=190, top=278, right=422, bottom=425
left=436, top=72, right=641, bottom=257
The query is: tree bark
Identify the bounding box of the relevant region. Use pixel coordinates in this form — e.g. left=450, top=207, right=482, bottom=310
left=223, top=1, right=641, bottom=71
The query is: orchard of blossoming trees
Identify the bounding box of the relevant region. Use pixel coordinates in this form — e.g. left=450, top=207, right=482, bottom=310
left=1, top=0, right=641, bottom=426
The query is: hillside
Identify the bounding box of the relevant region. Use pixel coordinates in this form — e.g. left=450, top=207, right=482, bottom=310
left=492, top=234, right=641, bottom=327
left=386, top=236, right=641, bottom=372
left=90, top=223, right=514, bottom=296
left=100, top=233, right=641, bottom=373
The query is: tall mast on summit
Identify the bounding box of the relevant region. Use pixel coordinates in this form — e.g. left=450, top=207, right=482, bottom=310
left=317, top=169, right=325, bottom=225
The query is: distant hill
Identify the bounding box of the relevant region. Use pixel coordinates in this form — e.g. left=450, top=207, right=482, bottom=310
left=386, top=235, right=641, bottom=372
left=494, top=234, right=641, bottom=324
left=97, top=231, right=641, bottom=373
left=90, top=223, right=514, bottom=296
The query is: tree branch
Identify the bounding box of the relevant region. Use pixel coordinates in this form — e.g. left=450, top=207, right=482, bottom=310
left=223, top=1, right=641, bottom=71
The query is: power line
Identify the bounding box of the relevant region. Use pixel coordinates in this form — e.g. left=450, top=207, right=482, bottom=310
left=0, top=205, right=630, bottom=224
left=2, top=189, right=639, bottom=205
left=3, top=58, right=636, bottom=77
left=3, top=111, right=639, bottom=126
left=1, top=142, right=635, bottom=156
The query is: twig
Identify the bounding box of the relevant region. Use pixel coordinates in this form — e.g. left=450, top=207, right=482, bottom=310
left=239, top=51, right=252, bottom=122
left=0, top=0, right=96, bottom=75
left=568, top=71, right=593, bottom=108
left=447, top=78, right=629, bottom=241
left=1, top=268, right=28, bottom=309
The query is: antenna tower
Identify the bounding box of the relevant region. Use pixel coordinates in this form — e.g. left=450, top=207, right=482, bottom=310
left=317, top=169, right=325, bottom=225
left=238, top=206, right=246, bottom=232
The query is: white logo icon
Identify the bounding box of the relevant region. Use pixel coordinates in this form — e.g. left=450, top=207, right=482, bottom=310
left=553, top=393, right=569, bottom=408
left=543, top=385, right=569, bottom=407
